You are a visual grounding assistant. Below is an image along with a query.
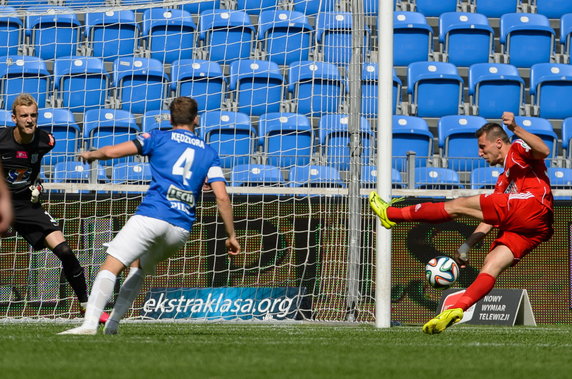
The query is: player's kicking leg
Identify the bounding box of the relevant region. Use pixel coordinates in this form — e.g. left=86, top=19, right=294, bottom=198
left=422, top=308, right=464, bottom=334
left=368, top=192, right=402, bottom=229
left=104, top=264, right=146, bottom=335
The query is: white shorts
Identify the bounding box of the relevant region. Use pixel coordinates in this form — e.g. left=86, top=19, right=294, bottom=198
left=105, top=215, right=190, bottom=273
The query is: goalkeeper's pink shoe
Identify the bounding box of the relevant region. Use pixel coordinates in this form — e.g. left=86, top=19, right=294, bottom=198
left=79, top=305, right=110, bottom=325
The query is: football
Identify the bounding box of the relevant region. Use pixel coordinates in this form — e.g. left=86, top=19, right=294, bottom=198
left=425, top=256, right=460, bottom=289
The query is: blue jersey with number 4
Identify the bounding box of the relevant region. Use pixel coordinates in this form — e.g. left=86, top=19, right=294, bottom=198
left=133, top=128, right=225, bottom=230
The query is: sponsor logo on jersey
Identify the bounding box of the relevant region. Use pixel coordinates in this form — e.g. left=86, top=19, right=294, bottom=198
left=171, top=132, right=205, bottom=148
left=167, top=184, right=195, bottom=207
left=16, top=151, right=28, bottom=159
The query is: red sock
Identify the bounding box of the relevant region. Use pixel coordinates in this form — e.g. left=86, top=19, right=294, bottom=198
left=452, top=273, right=496, bottom=311
left=386, top=202, right=453, bottom=223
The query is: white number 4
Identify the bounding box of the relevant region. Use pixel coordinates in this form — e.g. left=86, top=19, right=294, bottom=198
left=172, top=148, right=195, bottom=185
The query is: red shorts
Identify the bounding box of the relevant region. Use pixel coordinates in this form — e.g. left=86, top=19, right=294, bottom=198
left=479, top=192, right=553, bottom=264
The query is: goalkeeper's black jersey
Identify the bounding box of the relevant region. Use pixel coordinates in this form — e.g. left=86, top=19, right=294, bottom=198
left=0, top=127, right=54, bottom=200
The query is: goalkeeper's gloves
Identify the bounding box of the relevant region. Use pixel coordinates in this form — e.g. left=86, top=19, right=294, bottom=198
left=29, top=181, right=43, bottom=203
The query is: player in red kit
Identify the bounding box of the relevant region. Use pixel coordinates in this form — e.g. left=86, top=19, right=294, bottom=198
left=369, top=112, right=554, bottom=334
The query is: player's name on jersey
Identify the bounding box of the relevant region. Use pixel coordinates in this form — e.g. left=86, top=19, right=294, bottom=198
left=171, top=132, right=205, bottom=148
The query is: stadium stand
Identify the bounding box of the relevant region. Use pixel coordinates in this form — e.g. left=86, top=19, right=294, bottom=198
left=181, top=0, right=220, bottom=15
left=361, top=63, right=401, bottom=117
left=230, top=164, right=285, bottom=187
left=468, top=0, right=519, bottom=18
left=292, top=0, right=336, bottom=15
left=37, top=107, right=81, bottom=166
left=0, top=6, right=22, bottom=57
left=560, top=13, right=572, bottom=63
left=438, top=115, right=489, bottom=172
left=0, top=55, right=49, bottom=110
left=393, top=11, right=433, bottom=66
left=85, top=10, right=138, bottom=62
left=170, top=59, right=225, bottom=113
left=0, top=109, right=14, bottom=126
left=413, top=0, right=459, bottom=17
left=562, top=117, right=572, bottom=163
left=534, top=0, right=572, bottom=19
left=141, top=109, right=171, bottom=132
left=26, top=6, right=80, bottom=60
left=316, top=12, right=369, bottom=65
left=414, top=166, right=464, bottom=189
left=510, top=116, right=559, bottom=160
left=111, top=162, right=152, bottom=185
left=52, top=161, right=108, bottom=185
left=236, top=0, right=280, bottom=15
left=392, top=115, right=434, bottom=171
left=288, top=164, right=346, bottom=188
left=470, top=166, right=503, bottom=189
left=530, top=63, right=572, bottom=119
left=361, top=165, right=405, bottom=188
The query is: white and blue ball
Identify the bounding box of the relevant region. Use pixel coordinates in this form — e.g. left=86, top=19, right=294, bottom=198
left=425, top=256, right=459, bottom=289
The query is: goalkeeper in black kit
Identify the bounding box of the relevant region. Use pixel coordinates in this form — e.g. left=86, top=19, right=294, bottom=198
left=0, top=94, right=108, bottom=323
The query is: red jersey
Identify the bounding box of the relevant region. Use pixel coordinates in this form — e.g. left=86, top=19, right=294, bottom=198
left=493, top=139, right=553, bottom=211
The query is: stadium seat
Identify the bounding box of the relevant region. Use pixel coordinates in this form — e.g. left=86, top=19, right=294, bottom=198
left=236, top=0, right=279, bottom=15
left=53, top=56, right=109, bottom=113
left=26, top=6, right=80, bottom=60
left=439, top=12, right=493, bottom=67
left=0, top=7, right=22, bottom=57
left=170, top=59, right=225, bottom=113
left=316, top=12, right=369, bottom=66
left=111, top=162, right=152, bottom=185
left=63, top=0, right=106, bottom=6
left=468, top=63, right=524, bottom=119
left=198, top=9, right=256, bottom=64
left=318, top=114, right=373, bottom=171
left=414, top=167, right=463, bottom=189
left=361, top=165, right=404, bottom=188
left=229, top=59, right=284, bottom=116
left=0, top=55, right=49, bottom=110
left=292, top=0, right=336, bottom=15
left=393, top=12, right=433, bottom=66
left=258, top=112, right=313, bottom=168
left=560, top=13, right=572, bottom=63
left=257, top=10, right=313, bottom=66
left=85, top=10, right=138, bottom=62
left=510, top=116, right=559, bottom=160
left=83, top=109, right=140, bottom=166
left=113, top=57, right=169, bottom=114
left=407, top=61, right=464, bottom=118
left=468, top=0, right=519, bottom=18
left=530, top=63, right=572, bottom=119
left=438, top=115, right=488, bottom=171
left=500, top=13, right=555, bottom=68
left=470, top=166, right=503, bottom=189
left=414, top=0, right=459, bottom=17
left=141, top=110, right=171, bottom=132
left=52, top=161, right=107, bottom=184
left=288, top=165, right=346, bottom=188
left=142, top=8, right=196, bottom=65
left=288, top=61, right=344, bottom=117
left=535, top=0, right=572, bottom=19
left=181, top=0, right=220, bottom=15
left=6, top=0, right=49, bottom=8
left=561, top=117, right=572, bottom=161
left=361, top=63, right=401, bottom=117
left=37, top=108, right=81, bottom=166
left=547, top=167, right=572, bottom=199
left=199, top=110, right=257, bottom=168
left=392, top=115, right=434, bottom=171
left=230, top=164, right=285, bottom=187
left=0, top=109, right=14, bottom=127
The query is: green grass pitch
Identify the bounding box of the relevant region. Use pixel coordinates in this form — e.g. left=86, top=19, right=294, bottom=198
left=1, top=323, right=571, bottom=378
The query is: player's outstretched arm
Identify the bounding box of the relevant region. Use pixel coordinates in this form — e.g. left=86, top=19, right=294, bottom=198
left=210, top=181, right=241, bottom=255
left=78, top=141, right=139, bottom=163
left=0, top=165, right=12, bottom=233
left=455, top=222, right=492, bottom=268
left=502, top=111, right=550, bottom=159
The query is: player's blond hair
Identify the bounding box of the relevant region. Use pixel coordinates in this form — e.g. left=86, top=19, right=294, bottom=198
left=11, top=94, right=38, bottom=115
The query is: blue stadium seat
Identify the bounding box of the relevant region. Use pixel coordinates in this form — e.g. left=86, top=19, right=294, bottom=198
left=414, top=0, right=459, bottom=17
left=53, top=56, right=109, bottom=113
left=0, top=7, right=22, bottom=57
left=547, top=167, right=572, bottom=199
left=6, top=0, right=49, bottom=8
left=237, top=0, right=279, bottom=14
left=530, top=63, right=572, bottom=119
left=26, top=6, right=80, bottom=60
left=560, top=13, right=572, bottom=62
left=85, top=10, right=138, bottom=62
left=63, top=0, right=106, bottom=6
left=562, top=117, right=572, bottom=160
left=288, top=61, right=344, bottom=117
left=199, top=110, right=256, bottom=168
left=259, top=112, right=313, bottom=168
left=113, top=57, right=169, bottom=114
left=414, top=167, right=463, bottom=189
left=407, top=61, right=464, bottom=118
left=0, top=109, right=14, bottom=126
left=83, top=109, right=140, bottom=166
left=470, top=166, right=503, bottom=189
left=292, top=0, right=336, bottom=15
left=500, top=13, right=555, bottom=68
left=535, top=0, right=572, bottom=19
left=392, top=115, right=434, bottom=171
left=170, top=59, right=225, bottom=113
left=181, top=0, right=220, bottom=15
left=288, top=165, right=346, bottom=188
left=510, top=116, right=558, bottom=160
left=393, top=12, right=433, bottom=66
left=468, top=0, right=519, bottom=18
left=439, top=12, right=493, bottom=67
left=231, top=164, right=285, bottom=187
left=468, top=63, right=524, bottom=118
left=37, top=108, right=81, bottom=166
left=141, top=110, right=171, bottom=132
left=53, top=161, right=107, bottom=185
left=229, top=59, right=284, bottom=116
left=438, top=115, right=488, bottom=171
left=316, top=12, right=369, bottom=65
left=362, top=63, right=401, bottom=117
left=142, top=8, right=196, bottom=65
left=0, top=55, right=49, bottom=110
left=318, top=114, right=373, bottom=171
left=361, top=165, right=404, bottom=188
left=257, top=10, right=313, bottom=66
left=111, top=162, right=152, bottom=185
left=198, top=9, right=255, bottom=64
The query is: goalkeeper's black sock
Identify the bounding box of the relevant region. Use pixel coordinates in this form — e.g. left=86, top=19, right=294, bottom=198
left=53, top=241, right=89, bottom=303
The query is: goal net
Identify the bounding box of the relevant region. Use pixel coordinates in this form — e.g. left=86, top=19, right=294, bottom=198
left=0, top=0, right=396, bottom=323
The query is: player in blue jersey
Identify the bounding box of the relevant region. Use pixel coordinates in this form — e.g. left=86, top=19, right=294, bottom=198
left=59, top=97, right=241, bottom=335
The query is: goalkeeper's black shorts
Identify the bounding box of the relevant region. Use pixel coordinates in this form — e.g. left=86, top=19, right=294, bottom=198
left=11, top=199, right=61, bottom=250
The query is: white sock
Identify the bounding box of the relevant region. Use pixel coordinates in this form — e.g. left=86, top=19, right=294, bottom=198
left=109, top=267, right=145, bottom=324
left=82, top=270, right=116, bottom=330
